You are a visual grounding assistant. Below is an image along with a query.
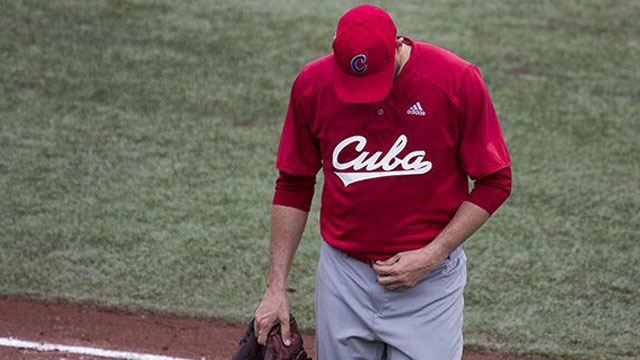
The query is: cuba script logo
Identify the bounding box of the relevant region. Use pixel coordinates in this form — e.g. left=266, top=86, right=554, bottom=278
left=332, top=134, right=432, bottom=186
left=350, top=54, right=367, bottom=74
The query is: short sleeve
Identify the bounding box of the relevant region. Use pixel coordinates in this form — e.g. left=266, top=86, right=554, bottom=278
left=466, top=166, right=512, bottom=215
left=275, top=72, right=322, bottom=177
left=458, top=65, right=511, bottom=180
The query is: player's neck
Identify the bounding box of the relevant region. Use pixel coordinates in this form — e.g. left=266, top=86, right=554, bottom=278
left=394, top=42, right=412, bottom=78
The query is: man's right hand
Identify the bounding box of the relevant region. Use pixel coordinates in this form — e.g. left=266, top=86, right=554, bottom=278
left=254, top=288, right=291, bottom=346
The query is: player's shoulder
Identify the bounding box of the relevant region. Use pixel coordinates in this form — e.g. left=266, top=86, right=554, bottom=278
left=412, top=40, right=472, bottom=71
left=406, top=40, right=476, bottom=100
left=291, top=53, right=334, bottom=98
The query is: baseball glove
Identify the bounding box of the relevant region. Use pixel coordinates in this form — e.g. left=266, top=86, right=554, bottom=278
left=231, top=315, right=312, bottom=360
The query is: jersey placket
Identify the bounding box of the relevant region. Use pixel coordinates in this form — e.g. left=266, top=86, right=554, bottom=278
left=368, top=101, right=392, bottom=130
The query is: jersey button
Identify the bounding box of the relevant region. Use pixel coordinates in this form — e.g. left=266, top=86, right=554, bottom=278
left=377, top=108, right=384, bottom=116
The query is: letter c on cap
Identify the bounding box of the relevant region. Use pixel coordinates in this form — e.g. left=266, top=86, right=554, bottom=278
left=351, top=54, right=367, bottom=74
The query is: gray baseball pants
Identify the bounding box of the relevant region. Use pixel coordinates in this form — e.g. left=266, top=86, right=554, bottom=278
left=314, top=240, right=467, bottom=360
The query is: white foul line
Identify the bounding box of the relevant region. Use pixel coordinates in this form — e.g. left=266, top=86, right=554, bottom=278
left=0, top=337, right=199, bottom=360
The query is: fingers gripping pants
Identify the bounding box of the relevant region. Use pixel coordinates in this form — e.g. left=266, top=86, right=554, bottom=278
left=314, top=241, right=467, bottom=360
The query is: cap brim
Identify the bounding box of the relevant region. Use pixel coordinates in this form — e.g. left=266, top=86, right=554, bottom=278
left=333, top=60, right=395, bottom=104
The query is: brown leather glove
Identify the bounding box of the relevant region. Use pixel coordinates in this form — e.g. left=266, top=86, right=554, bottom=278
left=231, top=318, right=262, bottom=360
left=231, top=315, right=311, bottom=360
left=262, top=315, right=311, bottom=360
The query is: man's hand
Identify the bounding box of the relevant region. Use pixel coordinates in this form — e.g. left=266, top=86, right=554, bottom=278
left=371, top=246, right=448, bottom=291
left=254, top=288, right=291, bottom=346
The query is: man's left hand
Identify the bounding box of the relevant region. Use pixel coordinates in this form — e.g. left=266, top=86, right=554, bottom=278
left=371, top=246, right=448, bottom=291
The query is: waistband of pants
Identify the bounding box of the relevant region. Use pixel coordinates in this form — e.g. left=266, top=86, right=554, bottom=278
left=348, top=245, right=463, bottom=267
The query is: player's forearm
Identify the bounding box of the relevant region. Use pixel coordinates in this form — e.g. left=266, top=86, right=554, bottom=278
left=266, top=204, right=309, bottom=292
left=423, top=201, right=490, bottom=261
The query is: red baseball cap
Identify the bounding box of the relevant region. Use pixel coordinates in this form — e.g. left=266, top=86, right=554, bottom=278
left=332, top=5, right=397, bottom=104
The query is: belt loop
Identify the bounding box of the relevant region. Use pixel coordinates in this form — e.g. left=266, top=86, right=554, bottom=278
left=450, top=246, right=463, bottom=260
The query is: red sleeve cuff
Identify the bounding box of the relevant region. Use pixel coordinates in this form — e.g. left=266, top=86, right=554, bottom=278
left=466, top=166, right=512, bottom=215
left=272, top=171, right=316, bottom=212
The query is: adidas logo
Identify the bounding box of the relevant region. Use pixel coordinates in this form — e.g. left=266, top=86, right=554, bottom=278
left=406, top=101, right=426, bottom=116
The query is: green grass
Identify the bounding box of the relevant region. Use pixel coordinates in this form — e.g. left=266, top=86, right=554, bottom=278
left=1, top=0, right=638, bottom=359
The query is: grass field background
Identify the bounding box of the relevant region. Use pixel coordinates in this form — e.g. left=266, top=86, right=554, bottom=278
left=1, top=0, right=638, bottom=359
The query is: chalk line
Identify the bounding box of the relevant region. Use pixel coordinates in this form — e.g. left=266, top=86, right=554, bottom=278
left=0, top=337, right=202, bottom=360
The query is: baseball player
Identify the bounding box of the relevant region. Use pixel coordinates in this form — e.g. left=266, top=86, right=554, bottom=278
left=254, top=4, right=512, bottom=359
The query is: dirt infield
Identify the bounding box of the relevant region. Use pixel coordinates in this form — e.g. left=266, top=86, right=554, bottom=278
left=0, top=298, right=555, bottom=360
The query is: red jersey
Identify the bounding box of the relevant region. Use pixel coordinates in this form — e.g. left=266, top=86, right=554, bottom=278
left=275, top=38, right=511, bottom=261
